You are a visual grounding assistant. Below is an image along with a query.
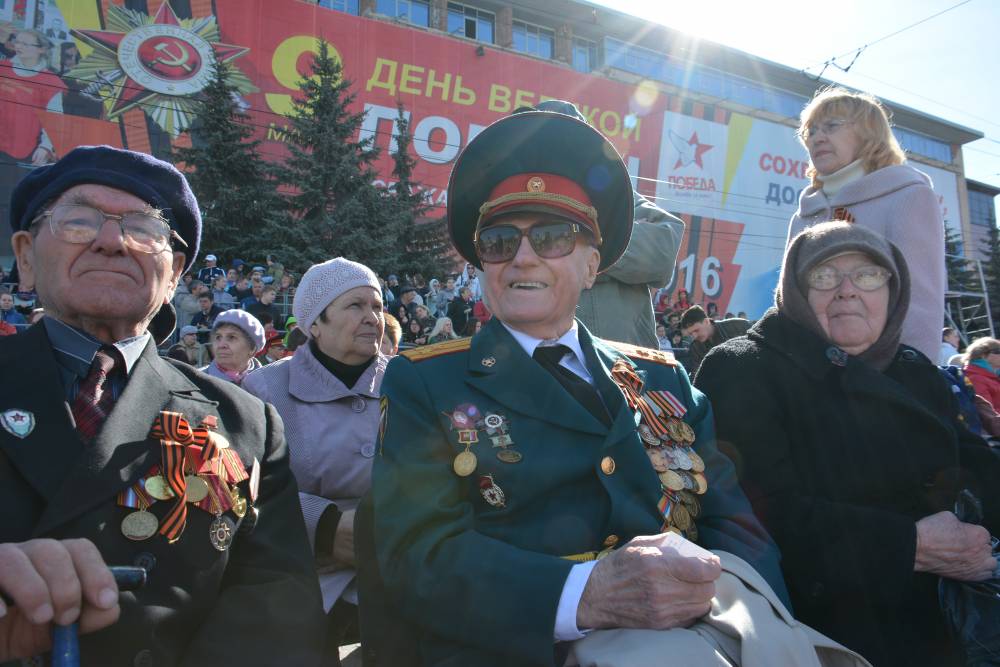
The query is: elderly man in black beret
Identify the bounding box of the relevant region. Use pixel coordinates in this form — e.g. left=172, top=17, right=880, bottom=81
left=0, top=145, right=325, bottom=665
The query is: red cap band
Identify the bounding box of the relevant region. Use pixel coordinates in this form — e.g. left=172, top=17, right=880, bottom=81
left=477, top=173, right=601, bottom=244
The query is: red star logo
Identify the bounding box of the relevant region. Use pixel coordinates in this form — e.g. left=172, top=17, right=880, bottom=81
left=673, top=131, right=714, bottom=170
left=73, top=0, right=249, bottom=118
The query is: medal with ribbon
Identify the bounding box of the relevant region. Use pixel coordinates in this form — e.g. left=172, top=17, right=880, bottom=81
left=610, top=359, right=707, bottom=538
left=149, top=411, right=211, bottom=542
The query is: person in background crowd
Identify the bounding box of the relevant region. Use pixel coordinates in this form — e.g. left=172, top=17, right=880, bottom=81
left=393, top=303, right=411, bottom=329
left=225, top=268, right=239, bottom=289
left=176, top=324, right=209, bottom=366
left=172, top=277, right=200, bottom=330
left=473, top=296, right=492, bottom=326
left=788, top=87, right=944, bottom=360
left=652, top=287, right=672, bottom=315
left=229, top=275, right=253, bottom=302
left=2, top=145, right=324, bottom=664
left=672, top=288, right=692, bottom=312
left=940, top=327, right=961, bottom=366
left=425, top=277, right=441, bottom=306
left=248, top=285, right=283, bottom=329
left=191, top=291, right=222, bottom=343
left=457, top=263, right=483, bottom=301
left=695, top=221, right=1000, bottom=667
left=670, top=330, right=684, bottom=350
left=412, top=274, right=429, bottom=300
left=212, top=274, right=236, bottom=308
left=433, top=276, right=457, bottom=316
left=0, top=28, right=65, bottom=166
left=243, top=257, right=388, bottom=666
left=655, top=322, right=671, bottom=351
left=195, top=253, right=225, bottom=284
left=231, top=258, right=246, bottom=275
left=285, top=327, right=308, bottom=354
left=257, top=331, right=288, bottom=365
left=382, top=274, right=398, bottom=305
left=737, top=311, right=749, bottom=320
left=706, top=302, right=719, bottom=320
left=250, top=265, right=266, bottom=283
left=665, top=311, right=682, bottom=331
left=426, top=316, right=458, bottom=344
left=278, top=272, right=296, bottom=297
left=962, top=337, right=1000, bottom=412
left=241, top=283, right=264, bottom=310
left=680, top=305, right=751, bottom=373
left=447, top=286, right=474, bottom=334
left=404, top=318, right=427, bottom=346
left=382, top=313, right=402, bottom=356
left=201, top=309, right=264, bottom=385
left=265, top=254, right=284, bottom=285
left=412, top=303, right=436, bottom=331
left=256, top=312, right=275, bottom=336
left=515, top=100, right=685, bottom=349
left=724, top=311, right=735, bottom=319
left=391, top=286, right=419, bottom=319
left=0, top=290, right=26, bottom=327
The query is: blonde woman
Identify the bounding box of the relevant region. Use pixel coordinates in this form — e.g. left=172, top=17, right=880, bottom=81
left=426, top=316, right=458, bottom=343
left=787, top=87, right=943, bottom=360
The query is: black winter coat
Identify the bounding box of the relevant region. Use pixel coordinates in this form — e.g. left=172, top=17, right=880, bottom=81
left=694, top=309, right=1000, bottom=667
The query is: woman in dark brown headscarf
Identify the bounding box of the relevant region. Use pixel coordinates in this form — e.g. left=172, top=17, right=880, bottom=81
left=695, top=221, right=1000, bottom=667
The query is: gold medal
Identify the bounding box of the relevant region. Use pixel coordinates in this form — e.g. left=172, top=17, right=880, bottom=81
left=230, top=489, right=248, bottom=518
left=692, top=472, right=708, bottom=495
left=496, top=448, right=522, bottom=464
left=672, top=503, right=692, bottom=531
left=453, top=449, right=477, bottom=477
left=638, top=424, right=659, bottom=446
left=209, top=515, right=236, bottom=551
left=676, top=470, right=697, bottom=491
left=144, top=475, right=175, bottom=501
left=659, top=470, right=684, bottom=491
left=687, top=450, right=705, bottom=473
left=121, top=510, right=158, bottom=541
left=676, top=420, right=696, bottom=444
left=679, top=491, right=701, bottom=517
left=185, top=475, right=209, bottom=503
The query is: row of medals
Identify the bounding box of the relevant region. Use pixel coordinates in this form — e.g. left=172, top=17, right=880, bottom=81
left=639, top=417, right=707, bottom=540
left=120, top=471, right=248, bottom=552
left=453, top=412, right=518, bottom=477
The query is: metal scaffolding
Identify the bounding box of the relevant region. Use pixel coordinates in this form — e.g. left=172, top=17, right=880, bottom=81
left=945, top=254, right=995, bottom=343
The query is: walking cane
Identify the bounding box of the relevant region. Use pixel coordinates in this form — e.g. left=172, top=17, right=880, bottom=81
left=49, top=566, right=148, bottom=667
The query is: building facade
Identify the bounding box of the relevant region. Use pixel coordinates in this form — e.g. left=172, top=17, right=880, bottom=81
left=0, top=0, right=991, bottom=315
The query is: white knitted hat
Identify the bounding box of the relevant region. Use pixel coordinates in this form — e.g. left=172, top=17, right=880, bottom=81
left=294, top=257, right=381, bottom=337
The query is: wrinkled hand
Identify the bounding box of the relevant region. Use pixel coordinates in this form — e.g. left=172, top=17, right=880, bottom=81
left=333, top=509, right=356, bottom=568
left=577, top=532, right=721, bottom=630
left=0, top=539, right=120, bottom=661
left=915, top=511, right=996, bottom=581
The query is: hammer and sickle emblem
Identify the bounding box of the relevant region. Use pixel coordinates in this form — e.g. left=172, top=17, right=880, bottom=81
left=151, top=41, right=193, bottom=73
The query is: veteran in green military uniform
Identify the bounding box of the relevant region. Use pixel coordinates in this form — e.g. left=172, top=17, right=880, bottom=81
left=370, top=111, right=788, bottom=667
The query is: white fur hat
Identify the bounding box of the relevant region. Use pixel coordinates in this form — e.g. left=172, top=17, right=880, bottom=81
left=293, top=257, right=381, bottom=337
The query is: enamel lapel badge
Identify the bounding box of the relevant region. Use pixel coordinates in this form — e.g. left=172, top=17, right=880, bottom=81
left=1, top=409, right=35, bottom=439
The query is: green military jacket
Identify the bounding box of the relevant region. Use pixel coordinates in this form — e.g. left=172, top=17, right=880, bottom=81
left=372, top=318, right=785, bottom=666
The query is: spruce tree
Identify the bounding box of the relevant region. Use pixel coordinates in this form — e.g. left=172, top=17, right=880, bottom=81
left=173, top=60, right=284, bottom=265
left=980, top=222, right=1000, bottom=324
left=281, top=40, right=393, bottom=272
left=387, top=102, right=452, bottom=278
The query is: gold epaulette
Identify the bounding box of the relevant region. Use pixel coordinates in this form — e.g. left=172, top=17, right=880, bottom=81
left=602, top=339, right=677, bottom=366
left=400, top=337, right=472, bottom=362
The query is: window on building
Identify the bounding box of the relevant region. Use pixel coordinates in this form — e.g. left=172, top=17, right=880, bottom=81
left=969, top=189, right=998, bottom=228
left=572, top=37, right=598, bottom=73
left=447, top=3, right=494, bottom=43
left=319, top=0, right=359, bottom=13
left=376, top=0, right=429, bottom=26
left=512, top=20, right=554, bottom=59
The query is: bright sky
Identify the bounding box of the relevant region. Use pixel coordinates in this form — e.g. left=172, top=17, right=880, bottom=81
left=593, top=0, right=1000, bottom=200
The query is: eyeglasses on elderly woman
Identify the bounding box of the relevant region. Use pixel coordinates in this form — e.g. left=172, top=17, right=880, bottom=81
left=806, top=264, right=892, bottom=292
left=798, top=118, right=854, bottom=140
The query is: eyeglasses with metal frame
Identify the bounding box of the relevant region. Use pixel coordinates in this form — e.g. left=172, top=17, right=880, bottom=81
left=475, top=220, right=591, bottom=264
left=806, top=264, right=892, bottom=292
left=32, top=203, right=186, bottom=254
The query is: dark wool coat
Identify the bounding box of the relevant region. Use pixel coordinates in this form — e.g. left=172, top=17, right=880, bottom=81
left=0, top=324, right=326, bottom=666
left=694, top=309, right=1000, bottom=667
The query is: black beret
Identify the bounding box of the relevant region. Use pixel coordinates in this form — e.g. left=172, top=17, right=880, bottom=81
left=448, top=111, right=633, bottom=273
left=9, top=145, right=202, bottom=272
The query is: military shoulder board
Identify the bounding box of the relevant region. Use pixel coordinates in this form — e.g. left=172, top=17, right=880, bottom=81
left=602, top=339, right=677, bottom=367
left=400, top=337, right=472, bottom=363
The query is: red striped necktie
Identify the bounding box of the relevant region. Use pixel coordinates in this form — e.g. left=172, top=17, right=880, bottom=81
left=71, top=346, right=124, bottom=442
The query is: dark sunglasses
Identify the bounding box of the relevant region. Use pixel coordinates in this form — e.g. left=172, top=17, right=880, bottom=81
left=475, top=221, right=590, bottom=264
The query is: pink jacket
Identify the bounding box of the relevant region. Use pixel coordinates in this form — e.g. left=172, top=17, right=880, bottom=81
left=788, top=165, right=944, bottom=361
left=242, top=344, right=387, bottom=610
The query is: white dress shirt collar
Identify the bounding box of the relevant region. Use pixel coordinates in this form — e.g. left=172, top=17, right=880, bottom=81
left=501, top=320, right=594, bottom=384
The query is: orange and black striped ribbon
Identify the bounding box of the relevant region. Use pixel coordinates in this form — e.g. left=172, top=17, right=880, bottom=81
left=149, top=411, right=209, bottom=541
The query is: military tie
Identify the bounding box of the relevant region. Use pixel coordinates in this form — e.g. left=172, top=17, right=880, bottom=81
left=533, top=344, right=611, bottom=427
left=71, top=346, right=124, bottom=441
